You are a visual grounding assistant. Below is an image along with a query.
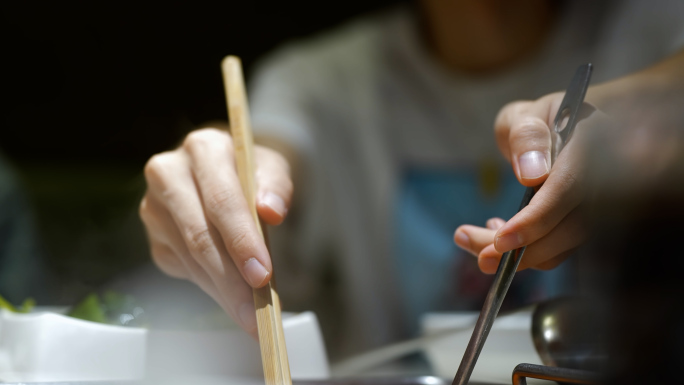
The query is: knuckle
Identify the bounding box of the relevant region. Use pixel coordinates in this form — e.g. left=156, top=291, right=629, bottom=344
left=511, top=117, right=548, bottom=137
left=556, top=173, right=578, bottom=195
left=534, top=215, right=553, bottom=235
left=183, top=128, right=231, bottom=153
left=515, top=208, right=551, bottom=241
left=544, top=92, right=564, bottom=103
left=510, top=122, right=550, bottom=147
left=495, top=101, right=532, bottom=134
left=150, top=247, right=171, bottom=267
left=138, top=197, right=157, bottom=227
left=138, top=196, right=150, bottom=219
left=182, top=131, right=206, bottom=151
left=205, top=189, right=241, bottom=213
left=500, top=100, right=524, bottom=115
left=227, top=224, right=253, bottom=258
left=144, top=152, right=174, bottom=181
left=186, top=226, right=216, bottom=257
left=511, top=101, right=532, bottom=116
left=151, top=246, right=186, bottom=279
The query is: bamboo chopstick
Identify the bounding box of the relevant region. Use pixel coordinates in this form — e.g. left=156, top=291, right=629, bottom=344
left=221, top=55, right=292, bottom=385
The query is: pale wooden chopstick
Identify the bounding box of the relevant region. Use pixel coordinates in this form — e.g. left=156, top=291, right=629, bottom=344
left=221, top=55, right=292, bottom=385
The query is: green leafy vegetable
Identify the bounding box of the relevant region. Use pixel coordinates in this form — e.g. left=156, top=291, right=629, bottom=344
left=0, top=294, right=35, bottom=313
left=67, top=291, right=147, bottom=327
left=68, top=293, right=107, bottom=323
left=18, top=297, right=35, bottom=313
left=0, top=290, right=144, bottom=327
left=0, top=294, right=18, bottom=312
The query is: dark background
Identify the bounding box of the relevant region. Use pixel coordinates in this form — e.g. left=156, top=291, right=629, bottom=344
left=3, top=0, right=402, bottom=164
left=1, top=0, right=400, bottom=303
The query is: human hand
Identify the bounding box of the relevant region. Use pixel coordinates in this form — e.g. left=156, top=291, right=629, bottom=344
left=454, top=92, right=606, bottom=274
left=139, top=128, right=293, bottom=336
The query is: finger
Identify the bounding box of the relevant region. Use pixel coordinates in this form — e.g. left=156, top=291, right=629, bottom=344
left=254, top=146, right=293, bottom=226
left=509, top=118, right=552, bottom=186
left=140, top=193, right=207, bottom=283
left=144, top=148, right=258, bottom=332
left=515, top=207, right=585, bottom=270
left=140, top=196, right=187, bottom=279
left=495, top=97, right=558, bottom=161
left=454, top=225, right=497, bottom=256
left=495, top=101, right=529, bottom=162
left=495, top=95, right=561, bottom=186
left=478, top=244, right=503, bottom=274
left=534, top=249, right=575, bottom=271
left=182, top=128, right=273, bottom=288
left=149, top=242, right=187, bottom=279
left=493, top=134, right=585, bottom=253
left=174, top=225, right=256, bottom=333
left=141, top=194, right=237, bottom=310
left=196, top=226, right=257, bottom=334
left=478, top=247, right=573, bottom=275
left=191, top=271, right=256, bottom=337
left=480, top=207, right=584, bottom=273
left=486, top=217, right=506, bottom=230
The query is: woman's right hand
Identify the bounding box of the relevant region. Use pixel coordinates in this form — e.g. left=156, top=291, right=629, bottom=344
left=139, top=128, right=293, bottom=337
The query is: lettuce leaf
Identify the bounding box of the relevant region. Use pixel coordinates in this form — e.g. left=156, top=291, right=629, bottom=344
left=0, top=294, right=35, bottom=313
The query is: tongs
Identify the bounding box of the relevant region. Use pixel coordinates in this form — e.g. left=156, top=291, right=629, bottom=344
left=452, top=63, right=593, bottom=385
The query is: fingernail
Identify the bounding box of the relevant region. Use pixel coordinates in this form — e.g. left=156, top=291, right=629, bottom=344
left=454, top=230, right=471, bottom=250
left=486, top=218, right=505, bottom=230
left=261, top=192, right=287, bottom=217
left=495, top=232, right=523, bottom=252
left=519, top=151, right=549, bottom=180
left=238, top=302, right=257, bottom=330
left=243, top=258, right=270, bottom=287
left=480, top=257, right=500, bottom=274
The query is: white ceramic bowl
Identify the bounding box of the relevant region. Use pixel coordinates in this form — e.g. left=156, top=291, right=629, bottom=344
left=0, top=309, right=147, bottom=382
left=146, top=311, right=330, bottom=381
left=0, top=309, right=328, bottom=383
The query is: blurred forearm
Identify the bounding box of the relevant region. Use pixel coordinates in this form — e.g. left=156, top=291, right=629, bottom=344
left=588, top=49, right=684, bottom=112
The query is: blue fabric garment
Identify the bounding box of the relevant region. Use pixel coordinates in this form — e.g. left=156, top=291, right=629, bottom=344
left=393, top=166, right=574, bottom=332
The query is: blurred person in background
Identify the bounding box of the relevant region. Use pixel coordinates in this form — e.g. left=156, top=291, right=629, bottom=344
left=139, top=0, right=684, bottom=358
